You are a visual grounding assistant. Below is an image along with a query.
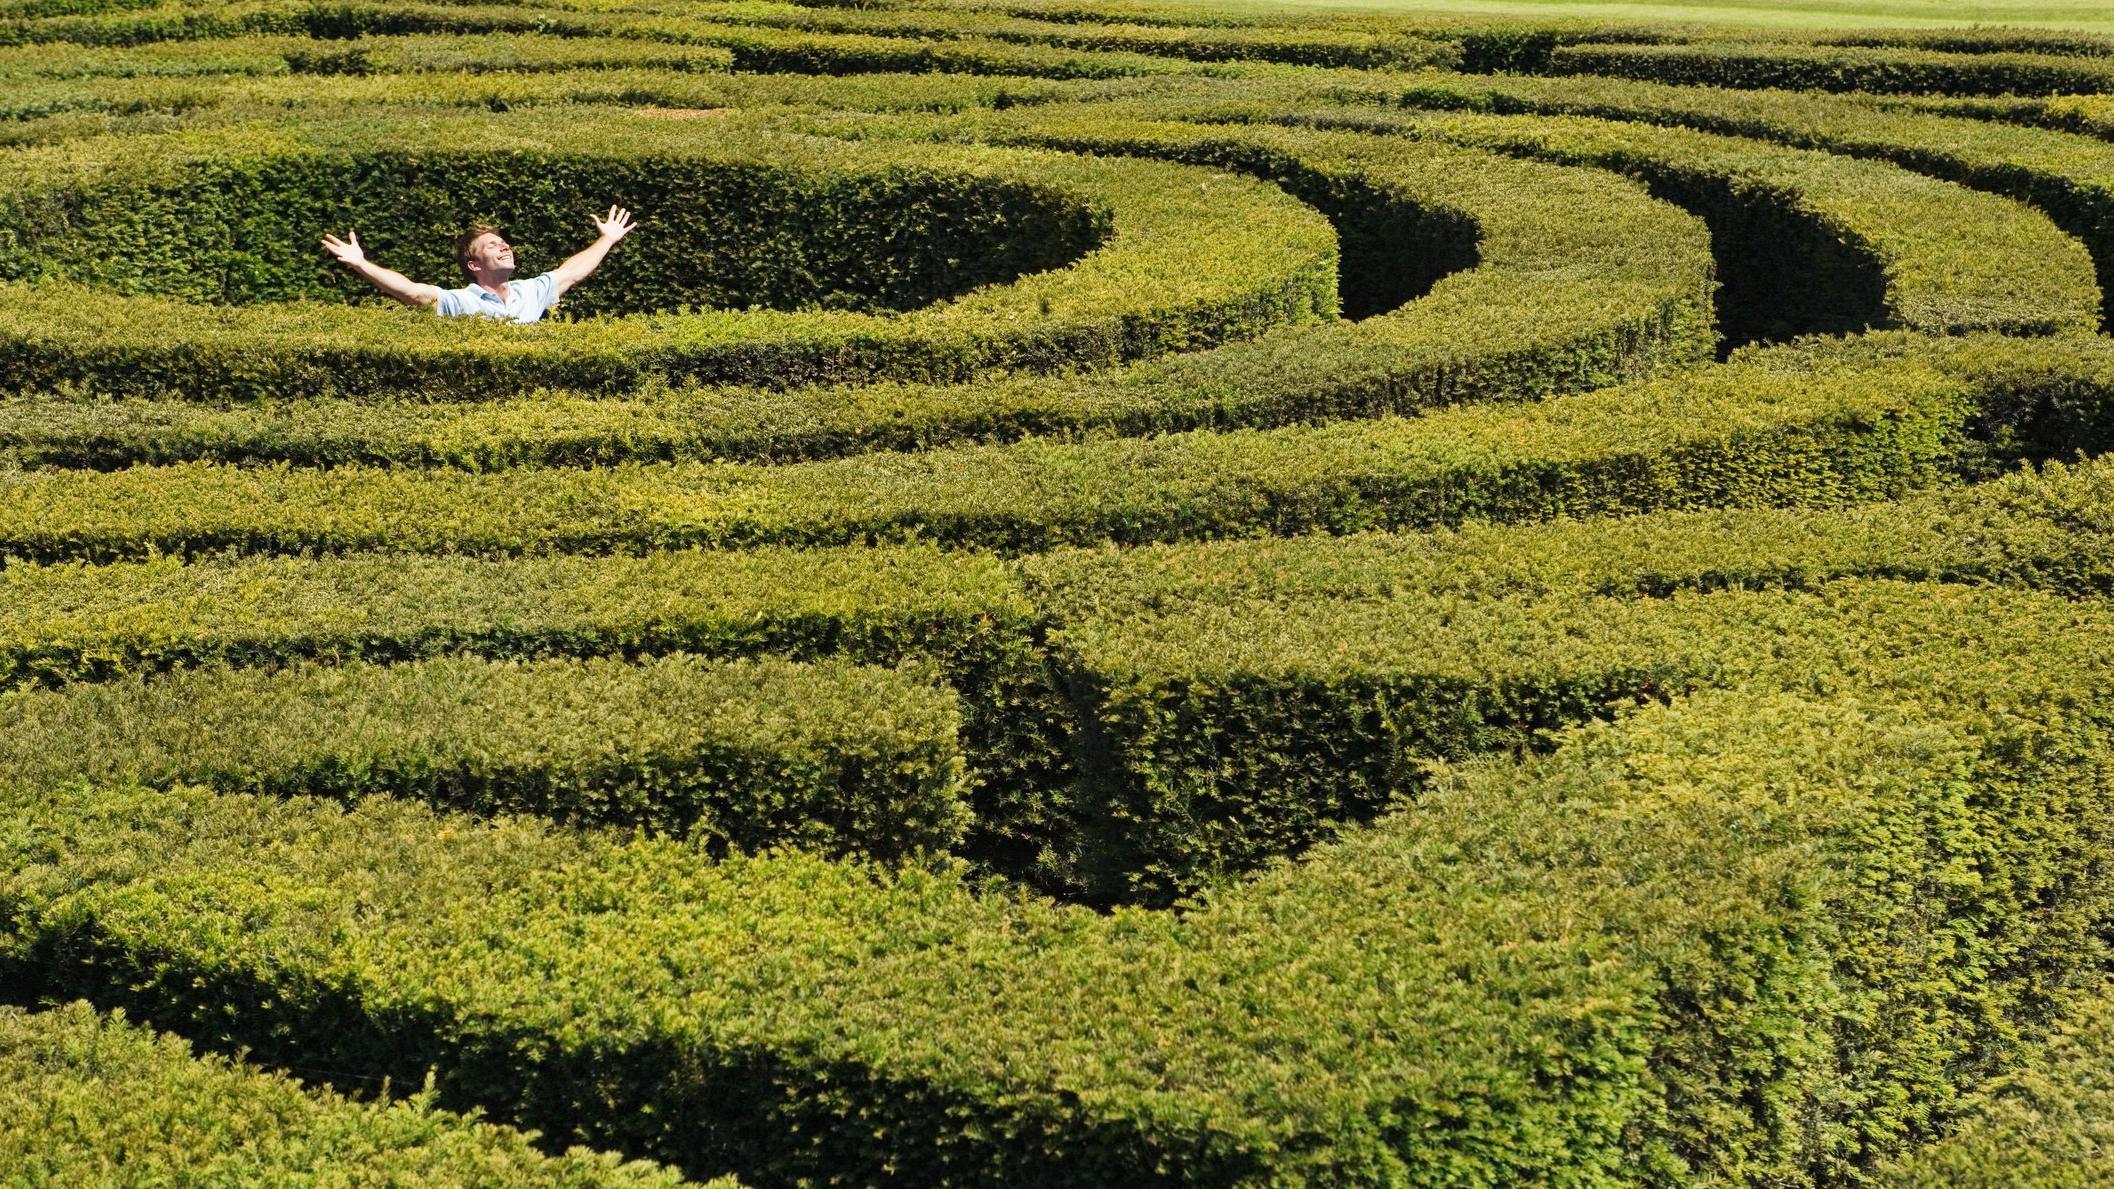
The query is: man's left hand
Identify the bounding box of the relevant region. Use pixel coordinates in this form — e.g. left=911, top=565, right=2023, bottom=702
left=594, top=205, right=636, bottom=243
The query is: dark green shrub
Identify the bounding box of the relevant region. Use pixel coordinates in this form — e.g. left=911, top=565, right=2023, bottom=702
left=1284, top=103, right=2100, bottom=341
left=0, top=116, right=1720, bottom=468
left=1879, top=991, right=2114, bottom=1187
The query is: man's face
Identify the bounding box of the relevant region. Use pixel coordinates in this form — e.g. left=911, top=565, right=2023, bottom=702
left=464, top=231, right=516, bottom=284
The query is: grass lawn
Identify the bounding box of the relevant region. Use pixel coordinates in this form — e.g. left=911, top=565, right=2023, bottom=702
left=1171, top=1, right=2114, bottom=34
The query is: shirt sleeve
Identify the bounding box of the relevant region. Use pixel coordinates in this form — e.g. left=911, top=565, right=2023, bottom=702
left=433, top=287, right=464, bottom=317
left=530, top=272, right=560, bottom=318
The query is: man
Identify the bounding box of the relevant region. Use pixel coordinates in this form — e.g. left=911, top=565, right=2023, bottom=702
left=319, top=206, right=636, bottom=324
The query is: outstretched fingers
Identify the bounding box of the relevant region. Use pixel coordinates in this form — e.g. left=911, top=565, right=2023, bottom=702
left=319, top=230, right=364, bottom=264
left=598, top=205, right=636, bottom=240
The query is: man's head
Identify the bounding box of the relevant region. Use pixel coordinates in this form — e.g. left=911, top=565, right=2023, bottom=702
left=455, top=224, right=516, bottom=286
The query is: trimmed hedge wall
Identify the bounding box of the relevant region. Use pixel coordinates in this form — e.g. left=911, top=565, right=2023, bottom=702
left=1282, top=104, right=2101, bottom=341
left=0, top=346, right=1988, bottom=560
left=17, top=148, right=1102, bottom=320
left=1016, top=442, right=2114, bottom=900
left=0, top=0, right=1455, bottom=75
left=7, top=7, right=2114, bottom=1181
left=0, top=544, right=1027, bottom=689
left=0, top=2, right=1303, bottom=79
left=1031, top=574, right=2104, bottom=903
left=0, top=106, right=1337, bottom=398
left=0, top=543, right=1073, bottom=875
left=6, top=581, right=2114, bottom=1182
left=1544, top=40, right=2114, bottom=98
left=7, top=450, right=2114, bottom=912
left=0, top=1003, right=710, bottom=1185
left=1913, top=92, right=2114, bottom=142
left=0, top=653, right=972, bottom=861
left=1878, top=990, right=2114, bottom=1187
left=1021, top=450, right=2114, bottom=620
left=0, top=116, right=1721, bottom=467
left=1360, top=68, right=2114, bottom=335
left=0, top=65, right=1084, bottom=131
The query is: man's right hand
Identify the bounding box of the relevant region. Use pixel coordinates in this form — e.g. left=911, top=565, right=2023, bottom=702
left=320, top=231, right=367, bottom=267
left=316, top=231, right=443, bottom=310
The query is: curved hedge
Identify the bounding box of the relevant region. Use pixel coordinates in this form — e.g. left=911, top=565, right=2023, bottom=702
left=8, top=578, right=2114, bottom=1182
left=1363, top=68, right=2114, bottom=335
left=1281, top=104, right=2101, bottom=339
left=1542, top=40, right=2114, bottom=98
left=0, top=652, right=973, bottom=861
left=0, top=105, right=1338, bottom=398
left=0, top=345, right=1988, bottom=560
left=0, top=117, right=1719, bottom=466
left=0, top=1002, right=708, bottom=1185
left=9, top=5, right=2114, bottom=1183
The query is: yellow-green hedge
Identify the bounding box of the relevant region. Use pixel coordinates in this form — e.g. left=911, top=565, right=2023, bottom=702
left=0, top=105, right=1338, bottom=397
left=0, top=652, right=973, bottom=861
left=8, top=581, right=2114, bottom=1183
left=0, top=1003, right=709, bottom=1185
left=0, top=346, right=1989, bottom=560
left=0, top=117, right=1724, bottom=465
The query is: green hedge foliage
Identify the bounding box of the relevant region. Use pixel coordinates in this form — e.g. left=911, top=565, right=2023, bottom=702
left=281, top=31, right=741, bottom=76
left=0, top=543, right=1026, bottom=689
left=0, top=1002, right=711, bottom=1185
left=0, top=116, right=1720, bottom=466
left=0, top=32, right=1183, bottom=88
left=0, top=1, right=1303, bottom=79
left=1545, top=40, right=2114, bottom=98
left=7, top=580, right=2114, bottom=1182
left=0, top=106, right=1337, bottom=398
left=1878, top=990, right=2114, bottom=1187
left=1021, top=451, right=2114, bottom=621
left=594, top=2, right=1454, bottom=72
left=1910, top=91, right=2114, bottom=142
left=1361, top=68, right=2114, bottom=335
left=6, top=6, right=2114, bottom=1181
left=0, top=653, right=971, bottom=861
left=0, top=0, right=161, bottom=18
left=0, top=346, right=1985, bottom=560
left=1018, top=455, right=2114, bottom=900
left=1011, top=430, right=2114, bottom=899
left=0, top=0, right=1455, bottom=74
left=0, top=33, right=293, bottom=77
left=1821, top=27, right=2114, bottom=58
left=14, top=441, right=2113, bottom=908
left=16, top=134, right=1103, bottom=320
left=1282, top=103, right=2100, bottom=340
left=0, top=543, right=1072, bottom=872
left=0, top=65, right=1083, bottom=132
left=924, top=107, right=1715, bottom=350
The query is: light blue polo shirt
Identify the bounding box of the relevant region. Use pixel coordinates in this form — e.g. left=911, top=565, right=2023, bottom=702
left=434, top=272, right=560, bottom=323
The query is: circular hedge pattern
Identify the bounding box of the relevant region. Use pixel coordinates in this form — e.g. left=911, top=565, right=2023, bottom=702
left=4, top=5, right=2114, bottom=1188
left=0, top=106, right=1341, bottom=397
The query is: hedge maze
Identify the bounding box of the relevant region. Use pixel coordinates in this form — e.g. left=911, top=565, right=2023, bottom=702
left=10, top=1, right=2114, bottom=1184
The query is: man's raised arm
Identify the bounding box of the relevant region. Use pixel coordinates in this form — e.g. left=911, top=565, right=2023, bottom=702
left=320, top=230, right=445, bottom=309
left=550, top=206, right=636, bottom=297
